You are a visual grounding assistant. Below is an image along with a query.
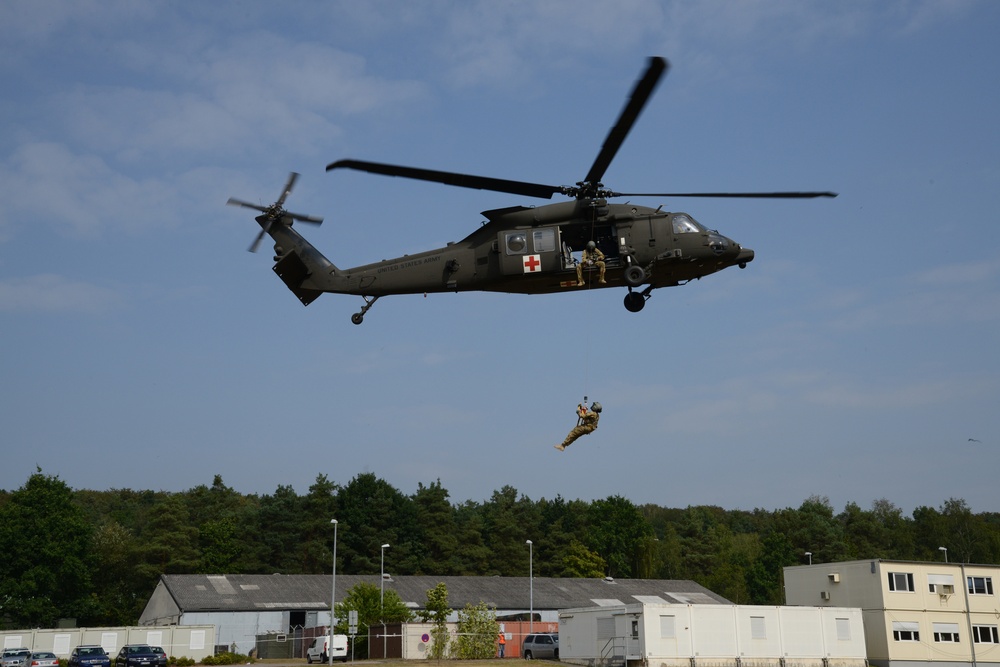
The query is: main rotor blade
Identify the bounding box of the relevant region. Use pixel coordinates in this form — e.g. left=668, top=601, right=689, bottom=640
left=327, top=159, right=562, bottom=200
left=286, top=211, right=324, bottom=224
left=584, top=56, right=669, bottom=186
left=227, top=197, right=267, bottom=212
left=276, top=172, right=299, bottom=208
left=613, top=190, right=838, bottom=199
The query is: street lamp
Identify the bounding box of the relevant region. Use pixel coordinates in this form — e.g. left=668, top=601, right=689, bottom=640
left=805, top=551, right=812, bottom=565
left=380, top=543, right=391, bottom=615
left=526, top=540, right=533, bottom=633
left=330, top=519, right=337, bottom=667
left=380, top=543, right=390, bottom=660
left=939, top=546, right=948, bottom=563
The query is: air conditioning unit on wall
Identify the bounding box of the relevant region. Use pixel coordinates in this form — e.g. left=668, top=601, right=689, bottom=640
left=821, top=591, right=831, bottom=600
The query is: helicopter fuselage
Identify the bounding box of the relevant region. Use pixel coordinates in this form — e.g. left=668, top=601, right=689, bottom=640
left=265, top=199, right=753, bottom=316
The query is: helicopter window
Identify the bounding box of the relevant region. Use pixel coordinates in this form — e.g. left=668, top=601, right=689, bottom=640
left=672, top=215, right=700, bottom=234
left=505, top=232, right=527, bottom=254
left=532, top=229, right=556, bottom=253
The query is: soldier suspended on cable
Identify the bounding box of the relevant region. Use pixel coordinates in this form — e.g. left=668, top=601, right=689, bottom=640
left=555, top=401, right=602, bottom=451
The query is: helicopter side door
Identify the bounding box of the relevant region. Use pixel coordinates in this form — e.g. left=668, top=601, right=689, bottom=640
left=497, top=227, right=561, bottom=276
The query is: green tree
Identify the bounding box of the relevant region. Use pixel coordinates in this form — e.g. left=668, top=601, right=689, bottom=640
left=587, top=495, right=652, bottom=577
left=559, top=540, right=606, bottom=578
left=334, top=582, right=412, bottom=659
left=452, top=602, right=498, bottom=659
left=0, top=470, right=96, bottom=628
left=421, top=582, right=451, bottom=659
left=336, top=473, right=419, bottom=575
left=480, top=486, right=540, bottom=576
left=90, top=520, right=141, bottom=624
left=135, top=494, right=200, bottom=597
left=412, top=480, right=460, bottom=574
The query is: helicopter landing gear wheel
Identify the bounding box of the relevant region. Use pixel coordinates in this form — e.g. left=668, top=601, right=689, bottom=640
left=624, top=265, right=646, bottom=287
left=624, top=291, right=645, bottom=313
left=624, top=285, right=654, bottom=313
left=351, top=295, right=380, bottom=325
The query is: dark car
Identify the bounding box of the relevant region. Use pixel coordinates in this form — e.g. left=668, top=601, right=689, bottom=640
left=147, top=648, right=166, bottom=667
left=521, top=633, right=558, bottom=660
left=114, top=646, right=159, bottom=667
left=69, top=646, right=111, bottom=667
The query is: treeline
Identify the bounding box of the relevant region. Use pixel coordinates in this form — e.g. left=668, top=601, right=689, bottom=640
left=1, top=469, right=999, bottom=631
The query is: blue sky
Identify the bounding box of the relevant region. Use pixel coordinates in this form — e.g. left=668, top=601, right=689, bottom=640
left=2, top=1, right=998, bottom=514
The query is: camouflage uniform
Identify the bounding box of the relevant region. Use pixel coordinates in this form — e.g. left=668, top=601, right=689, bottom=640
left=576, top=243, right=606, bottom=285
left=556, top=403, right=600, bottom=450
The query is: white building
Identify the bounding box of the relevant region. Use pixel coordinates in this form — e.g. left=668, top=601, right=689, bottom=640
left=784, top=559, right=1000, bottom=667
left=557, top=602, right=867, bottom=667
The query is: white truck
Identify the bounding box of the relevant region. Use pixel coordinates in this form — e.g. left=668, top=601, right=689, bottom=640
left=306, top=635, right=348, bottom=663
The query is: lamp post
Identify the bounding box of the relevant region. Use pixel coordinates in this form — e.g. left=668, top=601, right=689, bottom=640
left=330, top=519, right=337, bottom=667
left=526, top=540, right=533, bottom=633
left=805, top=551, right=812, bottom=565
left=939, top=546, right=948, bottom=563
left=381, top=543, right=390, bottom=659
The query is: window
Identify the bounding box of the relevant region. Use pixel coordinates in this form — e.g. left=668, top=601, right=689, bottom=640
left=659, top=615, right=676, bottom=639
left=836, top=618, right=851, bottom=641
left=672, top=214, right=700, bottom=234
left=751, top=616, right=766, bottom=640
left=888, top=572, right=915, bottom=592
left=892, top=621, right=919, bottom=641
left=968, top=576, right=994, bottom=595
left=973, top=625, right=999, bottom=644
left=532, top=229, right=556, bottom=253
left=928, top=573, right=955, bottom=594
left=933, top=623, right=960, bottom=643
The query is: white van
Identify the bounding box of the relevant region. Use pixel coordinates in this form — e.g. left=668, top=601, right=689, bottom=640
left=306, top=635, right=348, bottom=663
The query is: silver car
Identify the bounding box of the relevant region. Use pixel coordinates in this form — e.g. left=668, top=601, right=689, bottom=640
left=521, top=634, right=559, bottom=660
left=27, top=653, right=59, bottom=667
left=1, top=649, right=31, bottom=667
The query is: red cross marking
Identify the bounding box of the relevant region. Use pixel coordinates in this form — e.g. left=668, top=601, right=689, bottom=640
left=523, top=254, right=541, bottom=272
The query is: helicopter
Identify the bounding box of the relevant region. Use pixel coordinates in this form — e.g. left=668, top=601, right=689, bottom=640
left=228, top=56, right=836, bottom=325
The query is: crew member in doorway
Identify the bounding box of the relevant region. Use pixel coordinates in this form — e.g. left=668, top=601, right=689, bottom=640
left=576, top=241, right=606, bottom=286
left=556, top=402, right=602, bottom=451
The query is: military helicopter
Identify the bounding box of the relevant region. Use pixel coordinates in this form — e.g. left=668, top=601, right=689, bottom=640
left=228, top=57, right=835, bottom=325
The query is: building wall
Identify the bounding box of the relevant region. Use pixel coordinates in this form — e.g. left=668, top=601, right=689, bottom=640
left=180, top=611, right=285, bottom=655
left=0, top=626, right=215, bottom=661
left=785, top=559, right=1000, bottom=667
left=557, top=603, right=866, bottom=667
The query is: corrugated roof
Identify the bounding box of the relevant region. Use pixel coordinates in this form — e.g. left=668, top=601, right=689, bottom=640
left=159, top=574, right=731, bottom=612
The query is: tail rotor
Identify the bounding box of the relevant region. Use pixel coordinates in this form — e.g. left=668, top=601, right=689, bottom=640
left=227, top=172, right=324, bottom=253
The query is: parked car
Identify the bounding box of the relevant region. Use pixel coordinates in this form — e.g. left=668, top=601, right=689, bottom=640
left=69, top=646, right=110, bottom=667
left=27, top=653, right=59, bottom=667
left=306, top=635, right=348, bottom=663
left=147, top=648, right=167, bottom=667
left=521, top=633, right=558, bottom=660
left=1, top=649, right=31, bottom=667
left=114, top=646, right=160, bottom=667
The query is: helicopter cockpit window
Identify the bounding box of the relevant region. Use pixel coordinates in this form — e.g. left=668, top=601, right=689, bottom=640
left=532, top=228, right=556, bottom=253
left=505, top=232, right=527, bottom=255
left=672, top=214, right=701, bottom=234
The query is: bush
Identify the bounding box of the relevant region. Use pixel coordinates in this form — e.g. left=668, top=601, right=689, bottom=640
left=201, top=653, right=251, bottom=665
left=168, top=658, right=195, bottom=667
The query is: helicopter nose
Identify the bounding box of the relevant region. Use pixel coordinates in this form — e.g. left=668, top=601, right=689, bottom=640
left=736, top=246, right=754, bottom=269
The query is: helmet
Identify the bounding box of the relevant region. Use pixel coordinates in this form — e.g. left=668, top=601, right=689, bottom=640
left=590, top=402, right=602, bottom=413
left=586, top=241, right=597, bottom=250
